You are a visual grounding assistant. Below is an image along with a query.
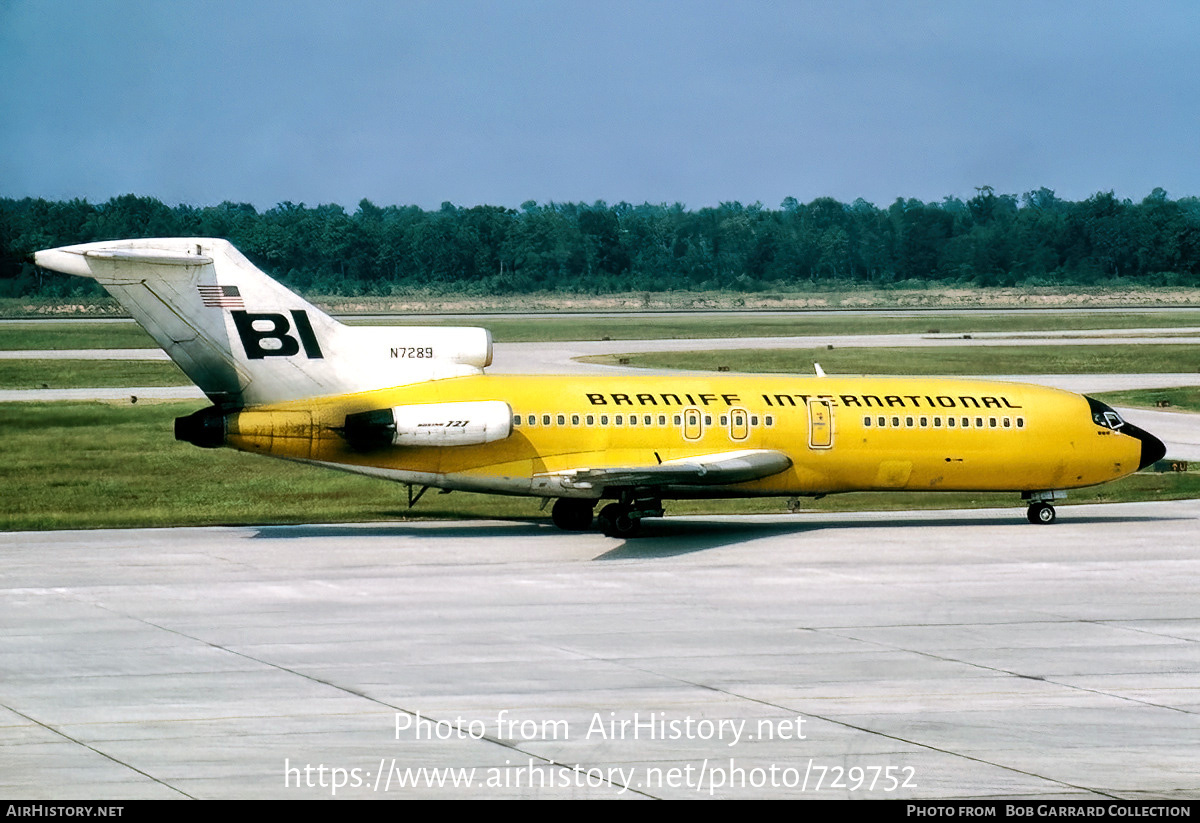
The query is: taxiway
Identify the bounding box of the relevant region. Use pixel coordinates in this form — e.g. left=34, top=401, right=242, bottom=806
left=2, top=503, right=1198, bottom=799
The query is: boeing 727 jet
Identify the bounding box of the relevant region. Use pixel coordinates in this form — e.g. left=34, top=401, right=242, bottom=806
left=35, top=238, right=1165, bottom=537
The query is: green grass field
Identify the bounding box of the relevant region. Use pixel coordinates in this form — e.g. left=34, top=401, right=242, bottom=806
left=3, top=344, right=1199, bottom=390
left=359, top=310, right=1200, bottom=344
left=0, top=401, right=548, bottom=531
left=1, top=400, right=1196, bottom=532
left=1090, top=387, right=1200, bottom=413
left=3, top=309, right=1200, bottom=350
left=584, top=344, right=1200, bottom=376
left=0, top=359, right=190, bottom=389
left=0, top=323, right=157, bottom=350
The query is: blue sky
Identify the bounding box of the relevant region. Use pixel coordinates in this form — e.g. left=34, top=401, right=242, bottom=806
left=3, top=0, right=1199, bottom=211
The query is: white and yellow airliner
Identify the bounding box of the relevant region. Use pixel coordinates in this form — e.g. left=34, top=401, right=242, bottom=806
left=35, top=238, right=1165, bottom=537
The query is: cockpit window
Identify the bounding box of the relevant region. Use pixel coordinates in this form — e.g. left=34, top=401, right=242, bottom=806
left=1086, top=397, right=1125, bottom=431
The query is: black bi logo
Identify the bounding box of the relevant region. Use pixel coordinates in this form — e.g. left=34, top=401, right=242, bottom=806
left=231, top=310, right=324, bottom=360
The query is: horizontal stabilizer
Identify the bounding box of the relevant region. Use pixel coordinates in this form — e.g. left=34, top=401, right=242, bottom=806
left=85, top=249, right=214, bottom=266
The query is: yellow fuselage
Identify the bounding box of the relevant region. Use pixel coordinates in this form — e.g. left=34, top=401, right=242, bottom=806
left=219, top=373, right=1143, bottom=500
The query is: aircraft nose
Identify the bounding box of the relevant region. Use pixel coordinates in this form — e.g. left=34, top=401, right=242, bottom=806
left=1126, top=423, right=1167, bottom=470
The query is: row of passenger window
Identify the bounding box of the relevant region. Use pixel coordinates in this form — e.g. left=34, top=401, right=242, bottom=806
left=513, top=411, right=1023, bottom=431
left=864, top=414, right=1025, bottom=430
left=513, top=412, right=777, bottom=428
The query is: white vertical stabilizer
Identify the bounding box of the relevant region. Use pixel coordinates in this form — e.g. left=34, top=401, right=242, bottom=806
left=35, top=238, right=491, bottom=408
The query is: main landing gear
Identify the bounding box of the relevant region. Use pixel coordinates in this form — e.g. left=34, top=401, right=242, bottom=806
left=550, top=498, right=595, bottom=531
left=597, top=497, right=664, bottom=538
left=550, top=495, right=664, bottom=538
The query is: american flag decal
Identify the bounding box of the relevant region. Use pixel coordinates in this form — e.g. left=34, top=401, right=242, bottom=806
left=198, top=284, right=244, bottom=309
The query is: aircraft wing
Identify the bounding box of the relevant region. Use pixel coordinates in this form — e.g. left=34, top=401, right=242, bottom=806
left=545, top=449, right=792, bottom=490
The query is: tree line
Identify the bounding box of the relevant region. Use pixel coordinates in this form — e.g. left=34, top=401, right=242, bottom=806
left=2, top=187, right=1199, bottom=298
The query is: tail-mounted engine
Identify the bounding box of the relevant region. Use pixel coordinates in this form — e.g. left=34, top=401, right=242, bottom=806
left=175, top=406, right=228, bottom=448
left=340, top=401, right=513, bottom=450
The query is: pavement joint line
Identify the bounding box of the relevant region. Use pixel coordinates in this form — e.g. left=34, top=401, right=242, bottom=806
left=0, top=699, right=195, bottom=799
left=817, top=624, right=1198, bottom=718
left=580, top=644, right=1121, bottom=800
left=59, top=592, right=655, bottom=799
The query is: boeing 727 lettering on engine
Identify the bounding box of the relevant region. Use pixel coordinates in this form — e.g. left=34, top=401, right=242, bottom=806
left=34, top=238, right=1166, bottom=537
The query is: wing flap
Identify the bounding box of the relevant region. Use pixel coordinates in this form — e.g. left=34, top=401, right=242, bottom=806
left=546, top=449, right=792, bottom=490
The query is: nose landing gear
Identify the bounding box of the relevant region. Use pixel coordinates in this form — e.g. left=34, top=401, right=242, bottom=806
left=1026, top=501, right=1056, bottom=524
left=1023, top=490, right=1065, bottom=525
